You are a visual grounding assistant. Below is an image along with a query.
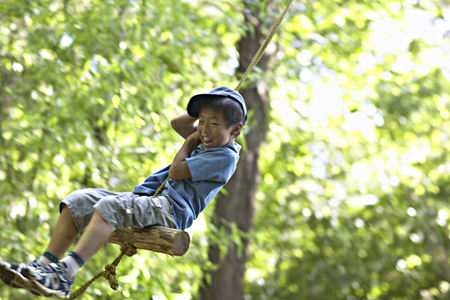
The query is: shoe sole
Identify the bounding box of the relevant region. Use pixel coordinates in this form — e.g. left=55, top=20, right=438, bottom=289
left=0, top=264, right=41, bottom=295
left=21, top=267, right=70, bottom=299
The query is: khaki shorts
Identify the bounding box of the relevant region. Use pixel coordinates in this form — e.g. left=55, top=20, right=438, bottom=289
left=60, top=188, right=176, bottom=232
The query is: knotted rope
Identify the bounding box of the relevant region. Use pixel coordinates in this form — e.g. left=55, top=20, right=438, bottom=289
left=69, top=243, right=137, bottom=299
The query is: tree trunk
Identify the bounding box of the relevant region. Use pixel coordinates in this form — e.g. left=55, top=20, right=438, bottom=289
left=199, top=2, right=272, bottom=299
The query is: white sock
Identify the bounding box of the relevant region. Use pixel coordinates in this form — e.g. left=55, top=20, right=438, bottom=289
left=37, top=255, right=53, bottom=266
left=60, top=256, right=81, bottom=279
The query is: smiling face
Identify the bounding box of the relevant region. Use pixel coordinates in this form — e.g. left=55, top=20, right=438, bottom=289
left=198, top=109, right=240, bottom=149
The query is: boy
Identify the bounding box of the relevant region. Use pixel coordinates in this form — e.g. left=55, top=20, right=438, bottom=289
left=0, top=86, right=246, bottom=298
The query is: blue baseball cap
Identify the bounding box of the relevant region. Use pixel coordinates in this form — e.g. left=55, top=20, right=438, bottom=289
left=187, top=86, right=247, bottom=124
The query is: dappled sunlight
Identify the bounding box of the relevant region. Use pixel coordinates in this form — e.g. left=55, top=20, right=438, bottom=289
left=309, top=81, right=344, bottom=126
left=342, top=112, right=377, bottom=141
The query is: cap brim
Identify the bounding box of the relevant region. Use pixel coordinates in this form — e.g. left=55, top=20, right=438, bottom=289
left=187, top=94, right=227, bottom=118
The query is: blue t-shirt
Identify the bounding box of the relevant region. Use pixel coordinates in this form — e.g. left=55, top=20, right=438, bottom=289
left=132, top=142, right=241, bottom=230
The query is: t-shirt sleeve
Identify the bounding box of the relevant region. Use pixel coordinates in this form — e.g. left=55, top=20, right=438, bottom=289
left=186, top=148, right=238, bottom=183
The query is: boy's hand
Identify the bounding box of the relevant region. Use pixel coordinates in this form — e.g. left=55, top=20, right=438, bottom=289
left=169, top=132, right=201, bottom=181
left=184, top=131, right=201, bottom=156
left=186, top=131, right=201, bottom=150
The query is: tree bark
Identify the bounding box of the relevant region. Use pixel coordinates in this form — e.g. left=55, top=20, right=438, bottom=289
left=108, top=226, right=190, bottom=256
left=199, top=2, right=272, bottom=299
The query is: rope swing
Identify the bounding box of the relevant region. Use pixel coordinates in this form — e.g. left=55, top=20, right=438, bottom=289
left=234, top=0, right=294, bottom=92
left=69, top=1, right=293, bottom=298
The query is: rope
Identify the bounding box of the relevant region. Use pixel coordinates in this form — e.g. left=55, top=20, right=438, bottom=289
left=234, top=0, right=294, bottom=91
left=69, top=243, right=137, bottom=299
left=70, top=1, right=293, bottom=298
left=153, top=177, right=169, bottom=197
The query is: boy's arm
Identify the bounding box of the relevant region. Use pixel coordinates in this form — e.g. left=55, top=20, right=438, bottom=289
left=168, top=131, right=201, bottom=180
left=170, top=112, right=198, bottom=139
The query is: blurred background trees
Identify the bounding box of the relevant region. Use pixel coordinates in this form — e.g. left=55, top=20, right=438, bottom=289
left=1, top=0, right=450, bottom=299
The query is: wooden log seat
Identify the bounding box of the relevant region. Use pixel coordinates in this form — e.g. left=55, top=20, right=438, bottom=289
left=108, top=226, right=190, bottom=256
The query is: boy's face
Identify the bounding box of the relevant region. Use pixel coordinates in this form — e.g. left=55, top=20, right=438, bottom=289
left=198, top=109, right=241, bottom=149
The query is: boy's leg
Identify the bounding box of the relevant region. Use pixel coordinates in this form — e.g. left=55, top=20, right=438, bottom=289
left=0, top=205, right=78, bottom=292
left=21, top=211, right=113, bottom=299
left=46, top=205, right=78, bottom=259
left=21, top=193, right=176, bottom=298
left=0, top=188, right=112, bottom=295
left=20, top=193, right=123, bottom=298
left=72, top=210, right=112, bottom=262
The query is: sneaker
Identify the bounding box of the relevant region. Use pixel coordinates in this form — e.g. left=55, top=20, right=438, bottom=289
left=0, top=260, right=41, bottom=290
left=22, top=261, right=73, bottom=299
